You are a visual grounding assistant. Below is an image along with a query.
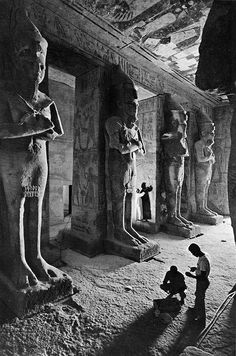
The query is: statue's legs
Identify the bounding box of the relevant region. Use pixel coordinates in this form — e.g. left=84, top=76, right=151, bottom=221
left=110, top=177, right=141, bottom=246
left=196, top=165, right=214, bottom=216
left=228, top=108, right=236, bottom=243
left=165, top=162, right=186, bottom=227
left=176, top=184, right=193, bottom=227
left=196, top=182, right=214, bottom=216
left=24, top=196, right=61, bottom=280
left=0, top=168, right=38, bottom=289
left=23, top=141, right=62, bottom=280
left=204, top=179, right=218, bottom=216
left=125, top=191, right=149, bottom=244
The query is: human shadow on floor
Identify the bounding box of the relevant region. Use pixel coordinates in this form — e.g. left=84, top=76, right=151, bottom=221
left=97, top=307, right=181, bottom=356
left=167, top=307, right=206, bottom=356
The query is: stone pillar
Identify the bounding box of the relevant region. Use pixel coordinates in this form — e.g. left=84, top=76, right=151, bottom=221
left=48, top=68, right=75, bottom=240
left=133, top=95, right=164, bottom=233
left=227, top=94, right=236, bottom=241
left=64, top=67, right=106, bottom=256
left=208, top=105, right=232, bottom=215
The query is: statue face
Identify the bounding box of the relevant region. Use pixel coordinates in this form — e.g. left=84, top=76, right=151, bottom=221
left=124, top=99, right=139, bottom=126
left=162, top=110, right=189, bottom=157
left=206, top=133, right=214, bottom=145
left=124, top=85, right=139, bottom=126
left=14, top=37, right=47, bottom=85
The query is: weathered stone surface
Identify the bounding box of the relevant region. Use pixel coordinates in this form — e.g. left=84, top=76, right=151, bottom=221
left=135, top=95, right=163, bottom=232
left=179, top=346, right=213, bottom=356
left=162, top=223, right=201, bottom=238
left=208, top=105, right=232, bottom=215
left=133, top=220, right=158, bottom=234
left=0, top=269, right=73, bottom=317
left=191, top=213, right=223, bottom=225
left=62, top=229, right=104, bottom=258
left=104, top=240, right=160, bottom=262
left=0, top=5, right=73, bottom=315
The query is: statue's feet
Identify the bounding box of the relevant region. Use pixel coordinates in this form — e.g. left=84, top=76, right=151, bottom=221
left=197, top=208, right=215, bottom=216
left=30, top=257, right=62, bottom=281
left=166, top=216, right=187, bottom=228
left=177, top=215, right=193, bottom=227
left=206, top=207, right=218, bottom=216
left=126, top=227, right=149, bottom=244
left=10, top=261, right=38, bottom=289
left=114, top=229, right=141, bottom=246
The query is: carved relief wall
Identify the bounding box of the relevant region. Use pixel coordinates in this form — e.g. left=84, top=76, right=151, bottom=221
left=48, top=67, right=75, bottom=238
left=135, top=95, right=164, bottom=232
left=71, top=67, right=106, bottom=254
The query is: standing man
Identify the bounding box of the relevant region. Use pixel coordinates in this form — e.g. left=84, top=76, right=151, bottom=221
left=185, top=243, right=210, bottom=321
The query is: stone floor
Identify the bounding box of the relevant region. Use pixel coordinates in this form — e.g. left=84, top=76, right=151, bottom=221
left=0, top=218, right=235, bottom=356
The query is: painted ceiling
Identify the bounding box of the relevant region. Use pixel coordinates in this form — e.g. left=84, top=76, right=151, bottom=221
left=77, top=0, right=213, bottom=84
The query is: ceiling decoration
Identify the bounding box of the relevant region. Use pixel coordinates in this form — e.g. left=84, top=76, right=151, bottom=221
left=77, top=0, right=213, bottom=84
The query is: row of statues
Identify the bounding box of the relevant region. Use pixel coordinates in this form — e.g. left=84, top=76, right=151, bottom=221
left=0, top=6, right=220, bottom=313
left=105, top=67, right=220, bottom=245
left=161, top=94, right=219, bottom=232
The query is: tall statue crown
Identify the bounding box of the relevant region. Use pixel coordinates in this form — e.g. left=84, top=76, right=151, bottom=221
left=10, top=7, right=48, bottom=55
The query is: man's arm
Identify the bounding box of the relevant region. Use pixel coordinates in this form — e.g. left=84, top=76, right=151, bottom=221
left=163, top=272, right=170, bottom=285
left=185, top=270, right=207, bottom=280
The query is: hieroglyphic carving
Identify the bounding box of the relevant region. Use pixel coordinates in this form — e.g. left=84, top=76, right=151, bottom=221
left=28, top=2, right=156, bottom=90
left=73, top=154, right=98, bottom=208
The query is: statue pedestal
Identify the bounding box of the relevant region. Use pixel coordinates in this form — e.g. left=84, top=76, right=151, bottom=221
left=191, top=213, right=223, bottom=225
left=133, top=220, right=159, bottom=234
left=0, top=270, right=73, bottom=317
left=104, top=240, right=160, bottom=262
left=162, top=223, right=202, bottom=238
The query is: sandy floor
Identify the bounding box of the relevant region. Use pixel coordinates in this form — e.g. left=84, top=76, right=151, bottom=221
left=0, top=218, right=235, bottom=356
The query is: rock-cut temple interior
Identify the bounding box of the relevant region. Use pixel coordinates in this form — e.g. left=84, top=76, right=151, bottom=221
left=0, top=0, right=235, bottom=355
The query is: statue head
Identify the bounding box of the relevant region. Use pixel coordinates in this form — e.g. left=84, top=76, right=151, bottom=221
left=200, top=123, right=215, bottom=146
left=109, top=65, right=138, bottom=127
left=10, top=9, right=48, bottom=86
left=162, top=94, right=189, bottom=157
left=197, top=111, right=215, bottom=146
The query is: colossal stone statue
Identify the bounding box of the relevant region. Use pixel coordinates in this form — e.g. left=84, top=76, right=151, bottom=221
left=195, top=123, right=216, bottom=215
left=161, top=94, right=200, bottom=238
left=105, top=65, right=160, bottom=260
left=0, top=7, right=72, bottom=314
left=105, top=66, right=147, bottom=246
left=195, top=0, right=236, bottom=239
left=192, top=119, right=223, bottom=225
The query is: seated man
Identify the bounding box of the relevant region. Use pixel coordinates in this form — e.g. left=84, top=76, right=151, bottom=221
left=160, top=265, right=187, bottom=304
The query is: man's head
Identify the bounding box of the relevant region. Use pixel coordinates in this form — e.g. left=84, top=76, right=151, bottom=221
left=141, top=182, right=146, bottom=189
left=201, top=130, right=215, bottom=146
left=188, top=243, right=201, bottom=257
left=170, top=265, right=178, bottom=274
